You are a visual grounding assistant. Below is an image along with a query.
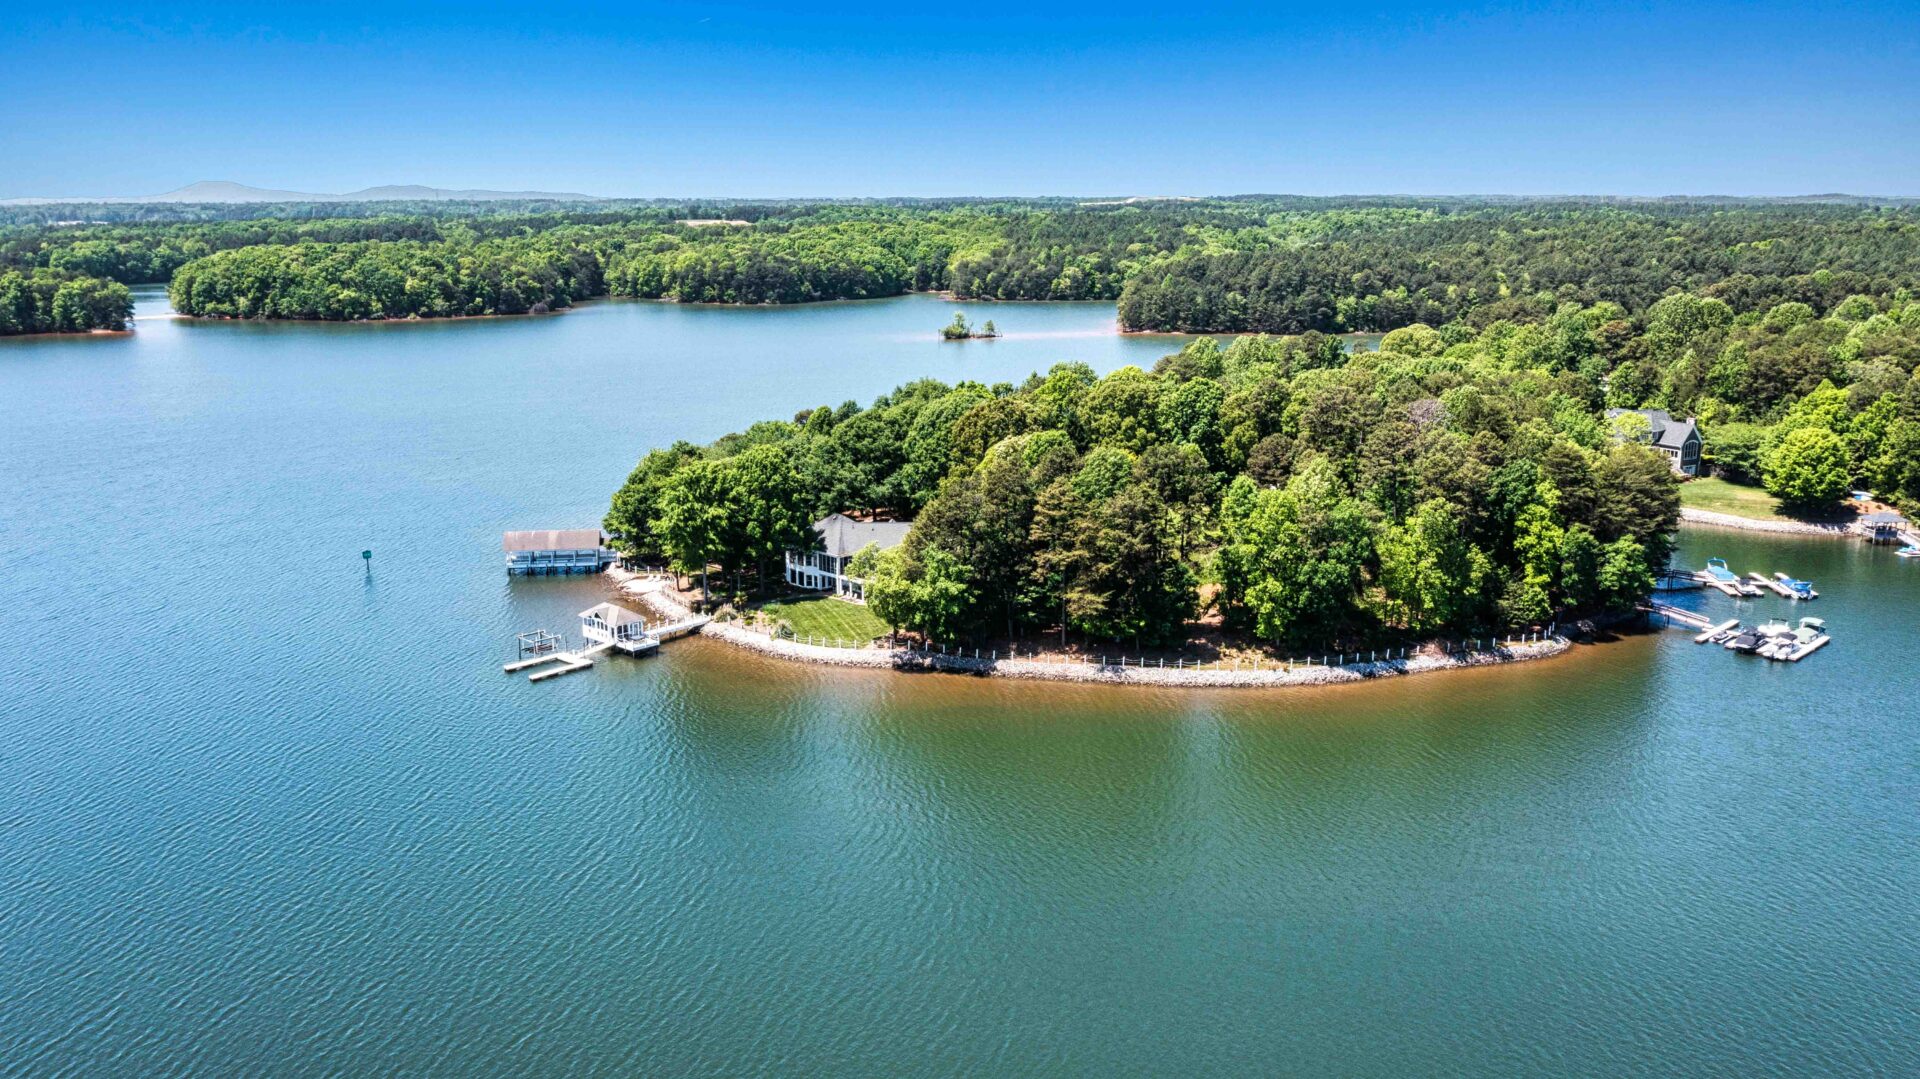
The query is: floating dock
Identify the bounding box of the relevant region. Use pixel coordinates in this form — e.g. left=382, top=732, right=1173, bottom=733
left=1783, top=635, right=1831, bottom=661
left=506, top=605, right=713, bottom=684
left=1772, top=572, right=1817, bottom=599
left=1644, top=602, right=1714, bottom=630
left=504, top=642, right=611, bottom=681
left=1694, top=618, right=1741, bottom=644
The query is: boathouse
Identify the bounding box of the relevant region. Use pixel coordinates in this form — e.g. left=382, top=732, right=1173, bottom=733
left=1606, top=408, right=1702, bottom=475
left=503, top=529, right=615, bottom=574
left=1860, top=510, right=1909, bottom=544
left=783, top=513, right=912, bottom=600
left=578, top=602, right=655, bottom=653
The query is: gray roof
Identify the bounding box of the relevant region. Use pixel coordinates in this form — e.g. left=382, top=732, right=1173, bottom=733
left=579, top=602, right=646, bottom=626
left=1862, top=511, right=1907, bottom=525
left=1607, top=408, right=1699, bottom=451
left=812, top=513, right=912, bottom=559
left=503, top=529, right=605, bottom=552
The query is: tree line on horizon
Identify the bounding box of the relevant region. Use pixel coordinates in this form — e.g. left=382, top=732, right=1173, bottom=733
left=5, top=199, right=1917, bottom=335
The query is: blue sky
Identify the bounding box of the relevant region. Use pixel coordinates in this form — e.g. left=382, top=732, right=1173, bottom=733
left=4, top=1, right=1916, bottom=198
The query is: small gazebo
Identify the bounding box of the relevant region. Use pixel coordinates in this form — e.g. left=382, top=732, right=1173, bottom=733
left=579, top=602, right=653, bottom=652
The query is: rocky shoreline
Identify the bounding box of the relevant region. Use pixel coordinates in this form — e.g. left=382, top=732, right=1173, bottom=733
left=1679, top=507, right=1855, bottom=538
left=606, top=566, right=1574, bottom=690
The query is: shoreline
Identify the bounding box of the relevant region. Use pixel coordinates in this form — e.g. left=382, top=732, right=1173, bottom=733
left=0, top=326, right=133, bottom=341
left=1679, top=507, right=1857, bottom=538
left=606, top=566, right=1577, bottom=690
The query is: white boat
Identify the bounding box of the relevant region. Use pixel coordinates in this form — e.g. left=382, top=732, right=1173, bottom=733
left=1749, top=619, right=1795, bottom=658
left=1772, top=572, right=1817, bottom=599
left=1765, top=618, right=1831, bottom=662
left=1897, top=546, right=1920, bottom=559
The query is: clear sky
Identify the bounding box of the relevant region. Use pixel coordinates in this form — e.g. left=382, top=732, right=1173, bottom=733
left=5, top=1, right=1916, bottom=199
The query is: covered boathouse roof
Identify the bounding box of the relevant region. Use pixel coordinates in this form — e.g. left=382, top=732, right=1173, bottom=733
left=578, top=602, right=646, bottom=627
left=812, top=514, right=913, bottom=559
left=503, top=529, right=606, bottom=552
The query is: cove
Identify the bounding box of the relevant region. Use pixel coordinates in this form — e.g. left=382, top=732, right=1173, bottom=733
left=2, top=289, right=1917, bottom=1076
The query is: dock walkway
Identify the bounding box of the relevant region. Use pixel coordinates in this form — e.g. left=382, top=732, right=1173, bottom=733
left=505, top=642, right=613, bottom=681
left=1643, top=602, right=1714, bottom=630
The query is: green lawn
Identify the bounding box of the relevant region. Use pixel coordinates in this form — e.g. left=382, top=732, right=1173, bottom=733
left=1681, top=477, right=1796, bottom=521
left=760, top=596, right=890, bottom=645
left=1680, top=477, right=1851, bottom=523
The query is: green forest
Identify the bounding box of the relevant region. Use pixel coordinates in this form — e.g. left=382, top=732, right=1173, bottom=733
left=605, top=257, right=1920, bottom=648
left=605, top=324, right=1693, bottom=650
left=8, top=198, right=1917, bottom=334
left=11, top=196, right=1920, bottom=521
left=0, top=268, right=133, bottom=334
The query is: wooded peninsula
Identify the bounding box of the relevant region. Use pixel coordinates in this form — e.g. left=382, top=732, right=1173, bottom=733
left=10, top=196, right=1919, bottom=608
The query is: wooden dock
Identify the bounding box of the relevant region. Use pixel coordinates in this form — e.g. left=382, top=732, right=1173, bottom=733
left=1783, top=635, right=1831, bottom=661
left=1694, top=618, right=1741, bottom=644
left=504, top=642, right=612, bottom=681
left=1750, top=572, right=1796, bottom=598
left=1695, top=571, right=1742, bottom=596
left=503, top=612, right=712, bottom=685
left=1644, top=602, right=1714, bottom=630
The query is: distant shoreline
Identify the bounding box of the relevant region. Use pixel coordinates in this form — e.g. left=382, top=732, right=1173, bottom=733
left=0, top=327, right=133, bottom=342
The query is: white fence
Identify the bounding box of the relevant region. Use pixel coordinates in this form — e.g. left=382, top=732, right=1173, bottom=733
left=765, top=623, right=1563, bottom=669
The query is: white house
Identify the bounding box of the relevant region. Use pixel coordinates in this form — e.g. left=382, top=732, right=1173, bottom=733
left=1606, top=408, right=1703, bottom=476
left=784, top=513, right=912, bottom=600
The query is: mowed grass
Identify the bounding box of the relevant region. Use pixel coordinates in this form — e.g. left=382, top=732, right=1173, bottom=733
left=1682, top=477, right=1791, bottom=520
left=1681, top=477, right=1831, bottom=522
left=761, top=596, right=890, bottom=644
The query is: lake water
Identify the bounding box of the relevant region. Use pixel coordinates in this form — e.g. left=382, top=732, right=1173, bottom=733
left=3, top=292, right=1916, bottom=1076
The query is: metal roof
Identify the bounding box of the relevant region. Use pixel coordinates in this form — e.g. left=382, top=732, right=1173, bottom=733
left=503, top=529, right=605, bottom=552
left=1606, top=408, right=1699, bottom=451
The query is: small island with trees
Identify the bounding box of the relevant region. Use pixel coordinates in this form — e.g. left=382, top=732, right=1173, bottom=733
left=940, top=313, right=998, bottom=340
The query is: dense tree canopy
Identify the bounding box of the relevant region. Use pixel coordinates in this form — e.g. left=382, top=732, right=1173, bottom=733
left=607, top=319, right=1691, bottom=649
left=12, top=197, right=1918, bottom=344
left=17, top=195, right=1919, bottom=517
left=0, top=268, right=132, bottom=335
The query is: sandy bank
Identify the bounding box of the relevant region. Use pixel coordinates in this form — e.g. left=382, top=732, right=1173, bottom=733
left=702, top=622, right=1571, bottom=689
left=1680, top=507, right=1855, bottom=538
left=606, top=566, right=1573, bottom=690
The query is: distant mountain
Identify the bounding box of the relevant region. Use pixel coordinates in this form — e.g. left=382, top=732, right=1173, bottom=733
left=0, top=180, right=604, bottom=205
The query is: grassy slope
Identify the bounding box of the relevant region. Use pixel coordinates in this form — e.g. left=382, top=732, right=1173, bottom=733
left=1680, top=477, right=1854, bottom=523
left=760, top=596, right=890, bottom=643
left=1680, top=477, right=1799, bottom=521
